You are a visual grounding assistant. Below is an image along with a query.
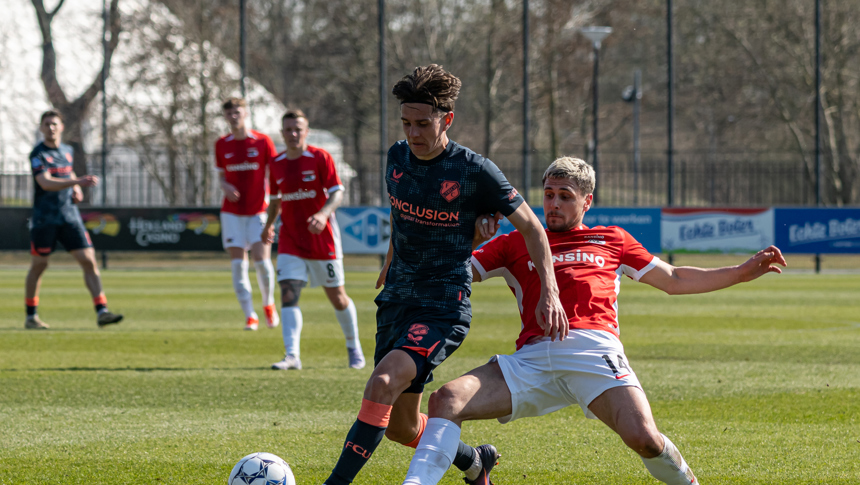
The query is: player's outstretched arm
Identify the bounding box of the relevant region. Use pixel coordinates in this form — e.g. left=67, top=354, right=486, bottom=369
left=35, top=172, right=98, bottom=192
left=639, top=245, right=787, bottom=295
left=507, top=204, right=568, bottom=341
left=218, top=172, right=240, bottom=202
left=261, top=196, right=281, bottom=244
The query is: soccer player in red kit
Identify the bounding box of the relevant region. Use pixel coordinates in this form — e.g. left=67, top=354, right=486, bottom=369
left=262, top=109, right=364, bottom=370
left=215, top=97, right=278, bottom=331
left=401, top=157, right=787, bottom=485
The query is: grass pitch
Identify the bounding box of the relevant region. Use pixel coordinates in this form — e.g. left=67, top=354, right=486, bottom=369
left=0, top=265, right=858, bottom=484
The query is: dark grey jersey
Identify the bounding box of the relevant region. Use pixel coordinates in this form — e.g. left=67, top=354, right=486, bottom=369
left=376, top=140, right=524, bottom=316
left=29, top=142, right=81, bottom=226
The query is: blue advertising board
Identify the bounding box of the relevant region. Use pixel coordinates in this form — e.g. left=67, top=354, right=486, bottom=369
left=774, top=208, right=860, bottom=253
left=336, top=206, right=662, bottom=254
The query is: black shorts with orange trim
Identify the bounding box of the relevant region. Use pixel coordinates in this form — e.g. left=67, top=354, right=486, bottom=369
left=374, top=301, right=471, bottom=394
left=30, top=220, right=92, bottom=256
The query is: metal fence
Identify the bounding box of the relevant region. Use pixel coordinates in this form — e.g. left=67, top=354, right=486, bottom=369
left=0, top=149, right=832, bottom=209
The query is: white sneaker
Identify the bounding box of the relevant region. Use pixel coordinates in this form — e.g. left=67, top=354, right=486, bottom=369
left=272, top=354, right=302, bottom=370
left=347, top=348, right=366, bottom=369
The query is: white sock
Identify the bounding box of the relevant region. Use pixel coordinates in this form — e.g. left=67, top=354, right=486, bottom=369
left=280, top=306, right=303, bottom=358
left=231, top=259, right=256, bottom=318
left=254, top=259, right=275, bottom=306
left=641, top=434, right=698, bottom=485
left=335, top=298, right=361, bottom=351
left=402, top=418, right=461, bottom=485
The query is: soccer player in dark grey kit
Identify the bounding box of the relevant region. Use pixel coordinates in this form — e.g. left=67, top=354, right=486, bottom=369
left=24, top=110, right=123, bottom=329
left=322, top=65, right=567, bottom=485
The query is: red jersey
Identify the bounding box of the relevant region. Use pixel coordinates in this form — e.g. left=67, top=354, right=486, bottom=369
left=471, top=225, right=658, bottom=349
left=270, top=145, right=344, bottom=260
left=215, top=130, right=277, bottom=215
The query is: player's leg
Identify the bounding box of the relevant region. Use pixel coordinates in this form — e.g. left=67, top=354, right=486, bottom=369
left=322, top=282, right=364, bottom=369
left=24, top=253, right=51, bottom=329
left=324, top=349, right=418, bottom=485
left=272, top=253, right=308, bottom=369
left=248, top=213, right=277, bottom=327
left=589, top=387, right=698, bottom=485
left=25, top=225, right=56, bottom=328
left=402, top=361, right=511, bottom=485
left=221, top=212, right=258, bottom=328
left=62, top=220, right=122, bottom=327
left=69, top=247, right=123, bottom=326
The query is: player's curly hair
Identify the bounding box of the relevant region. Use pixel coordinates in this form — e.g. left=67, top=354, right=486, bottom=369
left=543, top=157, right=595, bottom=195
left=392, top=64, right=461, bottom=112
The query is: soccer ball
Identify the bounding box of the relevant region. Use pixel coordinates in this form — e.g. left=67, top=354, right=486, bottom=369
left=228, top=452, right=296, bottom=485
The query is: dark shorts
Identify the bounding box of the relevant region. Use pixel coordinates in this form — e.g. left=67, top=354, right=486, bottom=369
left=30, top=221, right=92, bottom=256
left=374, top=301, right=471, bottom=394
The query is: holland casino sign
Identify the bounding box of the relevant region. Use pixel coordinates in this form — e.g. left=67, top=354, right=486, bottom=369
left=80, top=208, right=223, bottom=251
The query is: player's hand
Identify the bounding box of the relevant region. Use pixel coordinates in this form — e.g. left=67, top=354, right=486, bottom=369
left=307, top=213, right=327, bottom=235
left=474, top=213, right=504, bottom=246
left=71, top=185, right=84, bottom=203
left=535, top=289, right=568, bottom=341
left=261, top=225, right=275, bottom=245
left=76, top=175, right=99, bottom=187
left=737, top=245, right=787, bottom=282
left=221, top=182, right=240, bottom=202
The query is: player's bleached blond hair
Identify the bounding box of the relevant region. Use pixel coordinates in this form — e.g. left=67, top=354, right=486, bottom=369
left=542, top=157, right=595, bottom=195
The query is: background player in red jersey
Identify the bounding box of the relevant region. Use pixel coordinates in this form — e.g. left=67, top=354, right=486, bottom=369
left=401, top=157, right=787, bottom=485
left=215, top=97, right=278, bottom=331
left=25, top=110, right=123, bottom=329
left=262, top=109, right=364, bottom=371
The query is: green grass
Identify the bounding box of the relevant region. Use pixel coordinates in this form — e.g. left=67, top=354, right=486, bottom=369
left=1, top=266, right=859, bottom=484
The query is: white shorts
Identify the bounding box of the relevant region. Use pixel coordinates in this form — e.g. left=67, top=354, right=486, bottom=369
left=220, top=212, right=267, bottom=250
left=276, top=253, right=345, bottom=288
left=493, top=329, right=642, bottom=423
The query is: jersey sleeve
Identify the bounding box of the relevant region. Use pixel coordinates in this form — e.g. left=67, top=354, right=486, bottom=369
left=470, top=232, right=512, bottom=280
left=476, top=158, right=524, bottom=217
left=320, top=150, right=344, bottom=194
left=269, top=156, right=282, bottom=197
left=618, top=228, right=660, bottom=281
left=30, top=149, right=45, bottom=177
left=264, top=135, right=278, bottom=165
left=214, top=140, right=225, bottom=172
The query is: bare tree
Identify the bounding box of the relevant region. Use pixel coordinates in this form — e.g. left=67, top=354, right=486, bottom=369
left=30, top=0, right=121, bottom=181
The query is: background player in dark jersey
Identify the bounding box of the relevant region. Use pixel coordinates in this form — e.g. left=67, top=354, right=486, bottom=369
left=24, top=110, right=123, bottom=329
left=323, top=65, right=567, bottom=485
left=401, top=157, right=787, bottom=485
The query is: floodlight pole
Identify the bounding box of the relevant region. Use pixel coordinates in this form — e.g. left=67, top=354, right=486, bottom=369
left=379, top=0, right=387, bottom=204
left=667, top=0, right=674, bottom=207
left=239, top=0, right=247, bottom=98
left=581, top=27, right=612, bottom=205
left=522, top=0, right=531, bottom=204
left=623, top=70, right=642, bottom=205
left=814, top=0, right=822, bottom=273
left=101, top=0, right=108, bottom=206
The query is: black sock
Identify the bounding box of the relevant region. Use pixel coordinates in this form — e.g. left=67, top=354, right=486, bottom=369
left=325, top=419, right=387, bottom=485
left=26, top=305, right=37, bottom=317
left=95, top=303, right=106, bottom=313
left=452, top=440, right=476, bottom=471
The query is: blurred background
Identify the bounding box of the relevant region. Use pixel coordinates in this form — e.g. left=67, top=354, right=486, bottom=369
left=1, top=0, right=858, bottom=209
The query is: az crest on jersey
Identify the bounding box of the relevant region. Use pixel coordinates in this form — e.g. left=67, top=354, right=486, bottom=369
left=247, top=147, right=259, bottom=157
left=440, top=180, right=460, bottom=202
left=302, top=170, right=316, bottom=182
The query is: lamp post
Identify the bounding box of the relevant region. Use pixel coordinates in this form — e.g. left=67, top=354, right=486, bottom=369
left=622, top=69, right=642, bottom=205
left=580, top=26, right=612, bottom=205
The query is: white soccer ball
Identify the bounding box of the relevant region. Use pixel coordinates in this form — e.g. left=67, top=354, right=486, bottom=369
left=228, top=452, right=296, bottom=485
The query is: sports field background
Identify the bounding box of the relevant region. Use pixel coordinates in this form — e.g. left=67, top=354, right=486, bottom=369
left=1, top=255, right=858, bottom=484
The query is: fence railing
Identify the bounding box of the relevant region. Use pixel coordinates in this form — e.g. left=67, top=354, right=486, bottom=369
left=0, top=149, right=841, bottom=208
